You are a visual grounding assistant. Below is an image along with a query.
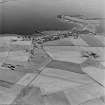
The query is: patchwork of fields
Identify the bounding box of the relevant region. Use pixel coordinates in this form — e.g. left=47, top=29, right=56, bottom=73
left=0, top=34, right=105, bottom=105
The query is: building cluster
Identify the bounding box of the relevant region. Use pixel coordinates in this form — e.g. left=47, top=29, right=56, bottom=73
left=19, top=29, right=96, bottom=44
left=31, top=31, right=76, bottom=45
left=18, top=29, right=96, bottom=50
left=32, top=30, right=95, bottom=45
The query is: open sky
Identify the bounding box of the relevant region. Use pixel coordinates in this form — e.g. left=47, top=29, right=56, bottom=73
left=0, top=0, right=104, bottom=34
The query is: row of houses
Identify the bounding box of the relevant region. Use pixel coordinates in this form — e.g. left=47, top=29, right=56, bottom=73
left=32, top=31, right=79, bottom=44
left=18, top=29, right=96, bottom=44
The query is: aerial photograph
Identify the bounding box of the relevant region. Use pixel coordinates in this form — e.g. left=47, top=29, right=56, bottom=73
left=0, top=0, right=105, bottom=105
